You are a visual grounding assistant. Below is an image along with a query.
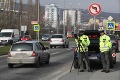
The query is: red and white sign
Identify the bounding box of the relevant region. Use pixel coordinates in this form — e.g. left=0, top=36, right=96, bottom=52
left=116, top=24, right=120, bottom=30
left=88, top=3, right=101, bottom=16
left=31, top=21, right=38, bottom=24
left=112, top=53, right=116, bottom=57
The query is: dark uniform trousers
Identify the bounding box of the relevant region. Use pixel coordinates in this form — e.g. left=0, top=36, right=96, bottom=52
left=100, top=51, right=110, bottom=71
left=79, top=52, right=90, bottom=71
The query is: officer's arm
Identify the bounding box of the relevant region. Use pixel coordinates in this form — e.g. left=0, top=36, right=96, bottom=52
left=86, top=36, right=90, bottom=46
left=107, top=36, right=112, bottom=48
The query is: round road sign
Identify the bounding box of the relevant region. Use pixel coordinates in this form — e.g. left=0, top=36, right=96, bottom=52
left=88, top=3, right=101, bottom=16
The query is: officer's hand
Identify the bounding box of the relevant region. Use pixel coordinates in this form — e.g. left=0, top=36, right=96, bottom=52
left=82, top=43, right=85, bottom=46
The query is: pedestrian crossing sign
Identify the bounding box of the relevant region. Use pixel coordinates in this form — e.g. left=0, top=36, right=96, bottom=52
left=34, top=24, right=40, bottom=31
left=106, top=21, right=115, bottom=30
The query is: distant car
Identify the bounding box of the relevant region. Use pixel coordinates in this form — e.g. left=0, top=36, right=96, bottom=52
left=21, top=35, right=32, bottom=41
left=7, top=41, right=50, bottom=68
left=108, top=34, right=119, bottom=52
left=42, top=34, right=51, bottom=41
left=50, top=34, right=69, bottom=48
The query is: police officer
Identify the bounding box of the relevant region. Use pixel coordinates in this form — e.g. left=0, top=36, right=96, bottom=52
left=75, top=29, right=92, bottom=72
left=99, top=30, right=112, bottom=73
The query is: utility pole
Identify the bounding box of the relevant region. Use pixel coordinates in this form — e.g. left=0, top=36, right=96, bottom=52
left=38, top=0, right=40, bottom=41
left=63, top=0, right=65, bottom=35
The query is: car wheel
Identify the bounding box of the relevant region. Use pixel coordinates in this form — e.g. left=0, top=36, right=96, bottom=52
left=54, top=46, right=56, bottom=48
left=8, top=63, right=13, bottom=68
left=50, top=45, right=52, bottom=48
left=74, top=60, right=78, bottom=69
left=63, top=45, right=65, bottom=48
left=45, top=55, right=50, bottom=64
left=34, top=59, right=40, bottom=68
left=66, top=44, right=69, bottom=48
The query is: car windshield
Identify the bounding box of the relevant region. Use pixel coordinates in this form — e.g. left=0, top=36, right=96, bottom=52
left=0, top=32, right=12, bottom=37
left=22, top=35, right=30, bottom=38
left=51, top=35, right=63, bottom=38
left=84, top=31, right=100, bottom=39
left=11, top=43, right=33, bottom=51
left=42, top=34, right=50, bottom=37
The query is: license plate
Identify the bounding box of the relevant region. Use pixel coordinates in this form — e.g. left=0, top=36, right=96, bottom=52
left=89, top=56, right=97, bottom=59
left=16, top=53, right=27, bottom=58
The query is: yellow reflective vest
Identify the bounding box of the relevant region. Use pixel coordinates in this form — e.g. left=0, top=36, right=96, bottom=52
left=75, top=35, right=90, bottom=52
left=99, top=34, right=112, bottom=52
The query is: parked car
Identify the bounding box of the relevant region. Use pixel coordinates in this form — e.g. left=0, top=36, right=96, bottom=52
left=7, top=41, right=50, bottom=68
left=73, top=30, right=116, bottom=69
left=42, top=34, right=51, bottom=41
left=50, top=34, right=69, bottom=48
left=21, top=35, right=32, bottom=41
left=108, top=34, right=119, bottom=52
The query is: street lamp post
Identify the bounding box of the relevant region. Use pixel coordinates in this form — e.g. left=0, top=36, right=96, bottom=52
left=63, top=0, right=65, bottom=35
left=38, top=0, right=40, bottom=41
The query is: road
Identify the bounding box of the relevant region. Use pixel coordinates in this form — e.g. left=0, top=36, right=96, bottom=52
left=0, top=41, right=120, bottom=80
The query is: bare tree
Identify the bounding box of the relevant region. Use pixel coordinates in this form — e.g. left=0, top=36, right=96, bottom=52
left=66, top=11, right=71, bottom=30
left=26, top=0, right=33, bottom=29
left=9, top=0, right=14, bottom=28
left=34, top=0, right=38, bottom=21
left=17, top=0, right=23, bottom=31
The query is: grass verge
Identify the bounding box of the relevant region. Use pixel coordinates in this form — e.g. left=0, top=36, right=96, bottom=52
left=0, top=46, right=11, bottom=55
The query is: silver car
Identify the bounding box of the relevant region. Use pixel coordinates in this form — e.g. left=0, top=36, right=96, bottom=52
left=42, top=34, right=51, bottom=41
left=50, top=34, right=69, bottom=48
left=7, top=41, right=50, bottom=68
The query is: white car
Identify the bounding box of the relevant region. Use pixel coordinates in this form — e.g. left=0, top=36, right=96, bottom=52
left=50, top=34, right=69, bottom=48
left=7, top=41, right=50, bottom=68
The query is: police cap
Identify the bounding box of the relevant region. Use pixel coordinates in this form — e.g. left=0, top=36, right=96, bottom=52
left=98, top=29, right=104, bottom=33
left=79, top=29, right=84, bottom=33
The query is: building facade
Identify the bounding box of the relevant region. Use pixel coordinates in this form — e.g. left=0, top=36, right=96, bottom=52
left=63, top=9, right=81, bottom=26
left=45, top=4, right=60, bottom=28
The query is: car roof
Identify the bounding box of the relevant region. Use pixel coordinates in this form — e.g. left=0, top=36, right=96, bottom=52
left=52, top=34, right=64, bottom=35
left=15, top=40, right=39, bottom=44
left=43, top=34, right=51, bottom=35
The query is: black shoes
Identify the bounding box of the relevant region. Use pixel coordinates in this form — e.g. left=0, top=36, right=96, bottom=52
left=105, top=70, right=110, bottom=73
left=87, top=70, right=93, bottom=72
left=79, top=70, right=84, bottom=72
left=101, top=70, right=110, bottom=73
left=101, top=70, right=106, bottom=72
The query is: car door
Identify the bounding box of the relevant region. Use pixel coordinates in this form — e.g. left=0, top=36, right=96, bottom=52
left=64, top=35, right=69, bottom=45
left=38, top=42, right=48, bottom=61
left=35, top=42, right=44, bottom=61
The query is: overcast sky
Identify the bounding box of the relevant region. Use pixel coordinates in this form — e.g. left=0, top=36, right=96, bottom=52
left=16, top=0, right=120, bottom=13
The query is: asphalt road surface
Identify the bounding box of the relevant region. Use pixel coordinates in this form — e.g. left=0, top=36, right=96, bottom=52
left=0, top=41, right=120, bottom=80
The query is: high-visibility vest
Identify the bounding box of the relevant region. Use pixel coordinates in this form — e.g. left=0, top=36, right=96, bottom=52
left=99, top=34, right=112, bottom=52
left=75, top=35, right=90, bottom=52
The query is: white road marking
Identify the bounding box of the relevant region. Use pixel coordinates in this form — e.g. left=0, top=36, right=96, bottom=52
left=67, top=48, right=71, bottom=50
left=51, top=52, right=60, bottom=55
left=0, top=65, right=7, bottom=69
left=51, top=70, right=69, bottom=80
left=51, top=71, right=61, bottom=76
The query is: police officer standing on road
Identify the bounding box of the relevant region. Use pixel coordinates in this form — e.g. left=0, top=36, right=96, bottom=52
left=99, top=30, right=112, bottom=73
left=75, top=29, right=92, bottom=72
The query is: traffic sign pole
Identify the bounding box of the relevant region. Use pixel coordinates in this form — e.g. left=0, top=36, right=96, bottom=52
left=88, top=3, right=101, bottom=30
